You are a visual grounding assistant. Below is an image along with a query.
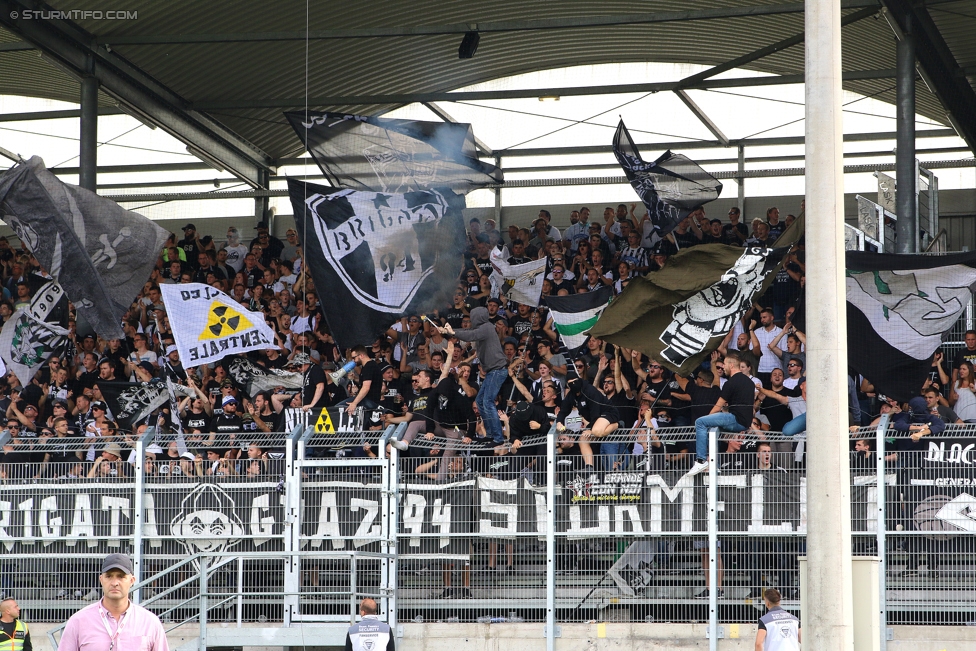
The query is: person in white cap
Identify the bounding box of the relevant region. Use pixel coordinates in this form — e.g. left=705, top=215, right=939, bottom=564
left=59, top=553, right=169, bottom=650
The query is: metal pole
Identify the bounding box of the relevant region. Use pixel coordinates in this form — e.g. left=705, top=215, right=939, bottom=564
left=546, top=424, right=557, bottom=651
left=255, top=168, right=269, bottom=226
left=805, top=0, right=855, bottom=647
left=199, top=556, right=209, bottom=651
left=283, top=425, right=304, bottom=626
left=707, top=427, right=719, bottom=651
left=895, top=15, right=916, bottom=253
left=79, top=73, right=99, bottom=191
left=494, top=155, right=503, bottom=225
left=388, top=440, right=401, bottom=632
left=132, top=428, right=154, bottom=603
left=874, top=414, right=891, bottom=651
left=737, top=145, right=746, bottom=215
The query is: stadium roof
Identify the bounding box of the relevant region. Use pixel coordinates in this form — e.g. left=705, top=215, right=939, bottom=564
left=1, top=0, right=974, bottom=188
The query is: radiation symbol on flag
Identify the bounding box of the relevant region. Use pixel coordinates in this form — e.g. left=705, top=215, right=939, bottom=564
left=314, top=408, right=335, bottom=433
left=200, top=303, right=253, bottom=340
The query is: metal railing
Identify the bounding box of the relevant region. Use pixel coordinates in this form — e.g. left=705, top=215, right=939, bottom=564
left=8, top=417, right=976, bottom=650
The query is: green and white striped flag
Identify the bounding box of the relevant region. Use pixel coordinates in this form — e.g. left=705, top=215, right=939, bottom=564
left=546, top=287, right=613, bottom=353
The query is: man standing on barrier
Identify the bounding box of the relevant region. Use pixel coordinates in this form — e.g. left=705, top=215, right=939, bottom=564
left=345, top=598, right=395, bottom=651
left=436, top=307, right=508, bottom=444
left=59, top=553, right=168, bottom=651
left=0, top=597, right=30, bottom=651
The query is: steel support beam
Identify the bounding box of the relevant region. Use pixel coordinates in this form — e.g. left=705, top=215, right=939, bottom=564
left=490, top=127, right=957, bottom=157
left=422, top=102, right=492, bottom=155
left=192, top=68, right=900, bottom=111
left=0, top=1, right=273, bottom=188
left=0, top=107, right=124, bottom=122
left=882, top=0, right=976, bottom=154
left=674, top=89, right=729, bottom=146
left=79, top=73, right=98, bottom=191
left=678, top=6, right=878, bottom=88
left=895, top=15, right=917, bottom=252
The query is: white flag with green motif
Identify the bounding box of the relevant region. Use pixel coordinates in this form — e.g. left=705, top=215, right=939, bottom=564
left=545, top=287, right=613, bottom=353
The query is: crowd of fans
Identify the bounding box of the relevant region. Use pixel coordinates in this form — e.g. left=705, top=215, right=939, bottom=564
left=0, top=201, right=973, bottom=487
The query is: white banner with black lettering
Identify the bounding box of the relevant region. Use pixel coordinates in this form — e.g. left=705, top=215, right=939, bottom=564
left=161, top=283, right=276, bottom=366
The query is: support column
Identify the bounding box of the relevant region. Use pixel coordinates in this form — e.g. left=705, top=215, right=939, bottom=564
left=79, top=74, right=99, bottom=191
left=255, top=169, right=270, bottom=226
left=895, top=16, right=917, bottom=253
left=804, top=0, right=855, bottom=649
left=737, top=145, right=746, bottom=215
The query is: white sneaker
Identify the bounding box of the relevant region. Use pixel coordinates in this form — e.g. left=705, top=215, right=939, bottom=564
left=392, top=439, right=409, bottom=451
left=688, top=460, right=709, bottom=476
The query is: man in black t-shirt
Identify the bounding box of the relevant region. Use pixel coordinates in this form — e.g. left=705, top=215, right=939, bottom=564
left=690, top=352, right=756, bottom=474
left=295, top=353, right=329, bottom=411
left=339, top=345, right=384, bottom=417
left=674, top=370, right=722, bottom=423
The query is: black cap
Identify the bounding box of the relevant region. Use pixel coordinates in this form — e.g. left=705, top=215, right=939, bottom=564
left=101, top=552, right=134, bottom=575
left=256, top=221, right=269, bottom=230
left=182, top=223, right=196, bottom=231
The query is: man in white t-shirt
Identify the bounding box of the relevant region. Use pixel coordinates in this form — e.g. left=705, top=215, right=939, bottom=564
left=751, top=308, right=783, bottom=386
left=222, top=227, right=250, bottom=273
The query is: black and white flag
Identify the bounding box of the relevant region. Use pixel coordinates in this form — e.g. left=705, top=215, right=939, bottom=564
left=225, top=357, right=304, bottom=396
left=285, top=111, right=502, bottom=194
left=0, top=157, right=170, bottom=339
left=613, top=120, right=722, bottom=239
left=98, top=380, right=193, bottom=431
left=847, top=251, right=976, bottom=401
left=289, top=179, right=467, bottom=348
left=0, top=280, right=68, bottom=385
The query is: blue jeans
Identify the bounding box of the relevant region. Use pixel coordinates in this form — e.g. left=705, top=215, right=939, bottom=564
left=478, top=367, right=509, bottom=443
left=599, top=442, right=630, bottom=472
left=782, top=413, right=806, bottom=437
left=694, top=412, right=746, bottom=461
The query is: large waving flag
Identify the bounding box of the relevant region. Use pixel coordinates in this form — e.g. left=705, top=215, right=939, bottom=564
left=546, top=287, right=613, bottom=353
left=285, top=111, right=502, bottom=194
left=846, top=251, right=976, bottom=401
left=289, top=178, right=467, bottom=349
left=0, top=157, right=170, bottom=339
left=613, top=120, right=722, bottom=239
left=160, top=283, right=277, bottom=366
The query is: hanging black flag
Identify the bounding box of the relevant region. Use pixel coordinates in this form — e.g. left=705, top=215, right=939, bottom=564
left=0, top=157, right=170, bottom=339
left=288, top=179, right=467, bottom=349
left=285, top=111, right=502, bottom=195
left=613, top=120, right=722, bottom=239
left=846, top=251, right=976, bottom=401
left=98, top=381, right=171, bottom=431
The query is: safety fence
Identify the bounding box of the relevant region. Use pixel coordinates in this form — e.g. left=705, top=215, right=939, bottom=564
left=2, top=419, right=975, bottom=636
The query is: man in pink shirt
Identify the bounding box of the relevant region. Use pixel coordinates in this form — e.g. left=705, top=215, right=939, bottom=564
left=59, top=553, right=169, bottom=651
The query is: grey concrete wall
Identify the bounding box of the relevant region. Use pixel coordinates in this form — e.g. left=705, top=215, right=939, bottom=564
left=25, top=621, right=976, bottom=651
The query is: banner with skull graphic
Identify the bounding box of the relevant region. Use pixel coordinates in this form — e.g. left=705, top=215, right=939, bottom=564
left=0, top=157, right=170, bottom=339
left=289, top=179, right=467, bottom=349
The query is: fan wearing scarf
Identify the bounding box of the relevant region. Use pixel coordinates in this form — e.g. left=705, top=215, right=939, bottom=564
left=58, top=553, right=169, bottom=651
